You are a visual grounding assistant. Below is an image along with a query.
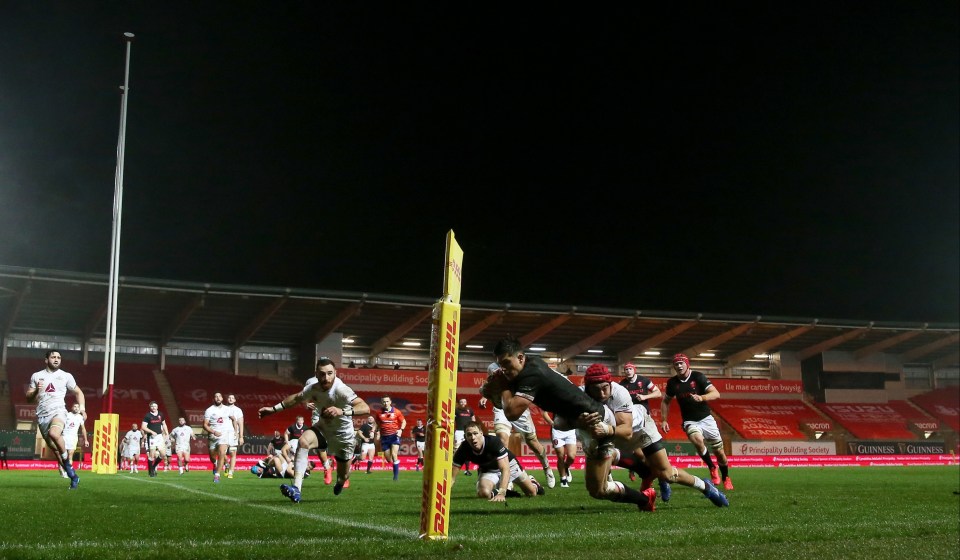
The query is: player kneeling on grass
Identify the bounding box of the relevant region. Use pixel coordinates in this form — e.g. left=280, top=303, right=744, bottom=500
left=452, top=421, right=545, bottom=502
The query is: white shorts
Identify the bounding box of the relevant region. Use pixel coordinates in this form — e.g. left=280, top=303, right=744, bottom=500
left=124, top=446, right=139, bottom=459
left=63, top=435, right=79, bottom=452
left=493, top=407, right=536, bottom=436
left=616, top=408, right=664, bottom=454
left=551, top=427, right=577, bottom=448
left=147, top=434, right=167, bottom=454
left=288, top=439, right=300, bottom=455
left=416, top=441, right=425, bottom=452
left=682, top=415, right=722, bottom=444
left=361, top=442, right=376, bottom=455
left=208, top=434, right=232, bottom=450
left=317, top=427, right=355, bottom=462
left=477, top=458, right=526, bottom=487
left=176, top=443, right=191, bottom=454
left=37, top=409, right=68, bottom=439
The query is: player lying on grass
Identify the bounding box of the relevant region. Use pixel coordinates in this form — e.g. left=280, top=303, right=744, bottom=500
left=250, top=455, right=316, bottom=479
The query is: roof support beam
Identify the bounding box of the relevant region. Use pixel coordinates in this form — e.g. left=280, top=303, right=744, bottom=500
left=461, top=310, right=506, bottom=344
left=234, top=296, right=288, bottom=348
left=617, top=321, right=698, bottom=364
left=899, top=334, right=960, bottom=363
left=520, top=313, right=573, bottom=348
left=724, top=323, right=816, bottom=369
left=368, top=308, right=433, bottom=363
left=83, top=300, right=108, bottom=342
left=796, top=326, right=872, bottom=361
left=313, top=301, right=364, bottom=343
left=682, top=321, right=756, bottom=358
left=854, top=328, right=925, bottom=360
left=559, top=318, right=632, bottom=362
left=160, top=294, right=204, bottom=347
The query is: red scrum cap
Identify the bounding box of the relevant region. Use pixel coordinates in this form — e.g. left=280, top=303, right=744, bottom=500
left=624, top=362, right=636, bottom=372
left=672, top=353, right=690, bottom=367
left=584, top=363, right=612, bottom=384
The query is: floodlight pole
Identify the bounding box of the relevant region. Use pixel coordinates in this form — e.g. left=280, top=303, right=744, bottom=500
left=102, top=32, right=135, bottom=413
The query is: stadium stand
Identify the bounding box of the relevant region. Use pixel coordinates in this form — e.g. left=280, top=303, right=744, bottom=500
left=813, top=400, right=937, bottom=440
left=711, top=399, right=827, bottom=440
left=909, top=389, right=960, bottom=433
left=163, top=365, right=304, bottom=436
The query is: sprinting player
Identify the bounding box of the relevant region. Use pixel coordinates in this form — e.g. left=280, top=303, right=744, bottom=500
left=59, top=402, right=88, bottom=477
left=170, top=417, right=196, bottom=474
left=543, top=409, right=578, bottom=488
left=259, top=358, right=370, bottom=503
left=661, top=353, right=733, bottom=490
left=303, top=371, right=337, bottom=485
left=374, top=395, right=406, bottom=481
left=484, top=336, right=655, bottom=511
left=620, top=362, right=670, bottom=497
left=122, top=423, right=143, bottom=474
left=452, top=421, right=544, bottom=501
left=25, top=350, right=85, bottom=489
left=203, top=392, right=238, bottom=483
left=411, top=418, right=426, bottom=471
left=141, top=400, right=169, bottom=478
left=453, top=398, right=475, bottom=476
left=582, top=364, right=728, bottom=508
left=357, top=416, right=377, bottom=473
left=481, top=362, right=556, bottom=488
left=224, top=393, right=245, bottom=478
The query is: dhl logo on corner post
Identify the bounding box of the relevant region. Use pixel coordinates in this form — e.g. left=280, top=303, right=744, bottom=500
left=419, top=230, right=463, bottom=541
left=92, top=413, right=119, bottom=474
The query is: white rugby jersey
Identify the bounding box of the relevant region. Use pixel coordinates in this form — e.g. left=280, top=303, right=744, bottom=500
left=29, top=368, right=78, bottom=419
left=299, top=377, right=358, bottom=439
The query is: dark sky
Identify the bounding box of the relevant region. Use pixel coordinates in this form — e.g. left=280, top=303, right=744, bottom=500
left=1, top=4, right=957, bottom=323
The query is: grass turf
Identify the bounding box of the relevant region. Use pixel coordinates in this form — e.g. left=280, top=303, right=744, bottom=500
left=0, top=465, right=956, bottom=560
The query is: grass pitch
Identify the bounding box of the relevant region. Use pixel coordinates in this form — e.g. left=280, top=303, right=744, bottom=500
left=0, top=465, right=957, bottom=560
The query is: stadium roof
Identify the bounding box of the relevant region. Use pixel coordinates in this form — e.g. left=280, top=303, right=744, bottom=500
left=0, top=265, right=957, bottom=370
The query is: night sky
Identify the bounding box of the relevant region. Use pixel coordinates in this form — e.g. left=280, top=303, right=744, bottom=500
left=1, top=4, right=957, bottom=323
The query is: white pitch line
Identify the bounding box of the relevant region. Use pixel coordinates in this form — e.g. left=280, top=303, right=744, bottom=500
left=135, top=476, right=419, bottom=539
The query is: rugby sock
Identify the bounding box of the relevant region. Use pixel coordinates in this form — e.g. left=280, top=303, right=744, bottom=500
left=366, top=460, right=372, bottom=473
left=617, top=456, right=652, bottom=478
left=392, top=461, right=399, bottom=480
left=614, top=484, right=647, bottom=506
left=293, top=447, right=309, bottom=490
left=61, top=455, right=76, bottom=478
left=536, top=450, right=549, bottom=470
left=606, top=481, right=636, bottom=503
left=719, top=463, right=729, bottom=479
left=699, top=451, right=715, bottom=469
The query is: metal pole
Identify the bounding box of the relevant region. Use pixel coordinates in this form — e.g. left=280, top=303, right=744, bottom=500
left=102, top=32, right=134, bottom=413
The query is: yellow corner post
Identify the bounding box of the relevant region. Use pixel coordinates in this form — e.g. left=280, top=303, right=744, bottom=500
left=91, top=413, right=119, bottom=474
left=419, top=230, right=464, bottom=540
